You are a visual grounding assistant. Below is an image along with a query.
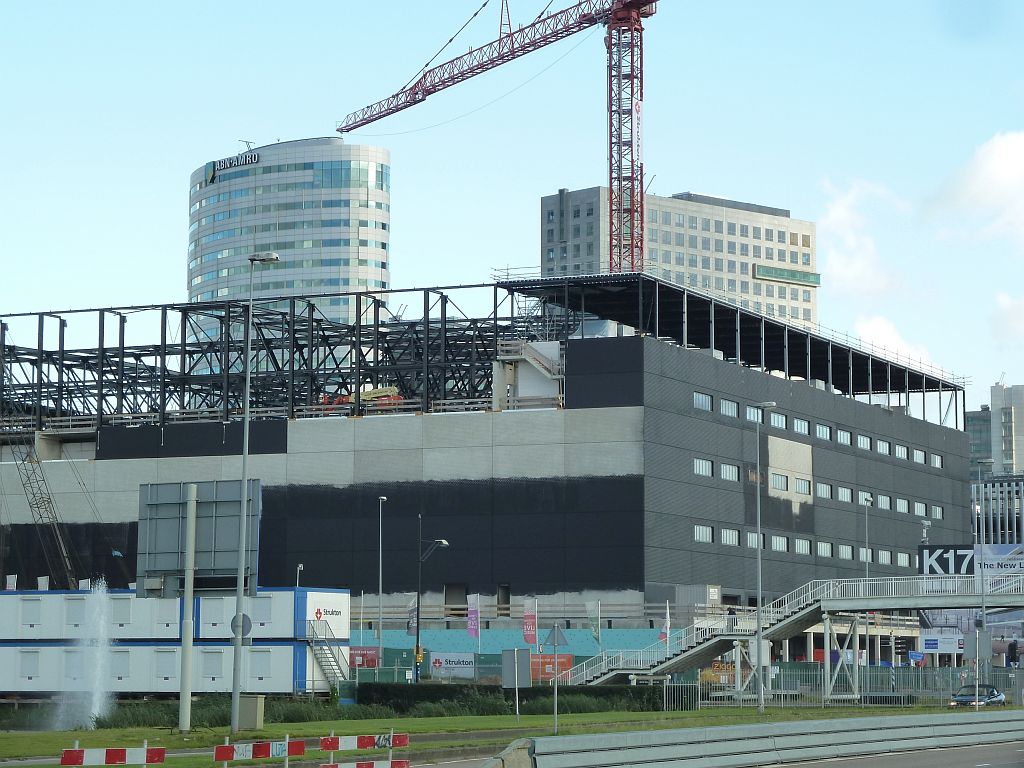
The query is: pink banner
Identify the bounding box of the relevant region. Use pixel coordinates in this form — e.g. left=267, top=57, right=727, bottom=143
left=467, top=593, right=480, bottom=638
left=523, top=600, right=537, bottom=644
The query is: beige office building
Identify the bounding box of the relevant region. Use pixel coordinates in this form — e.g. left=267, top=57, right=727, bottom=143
left=540, top=188, right=819, bottom=327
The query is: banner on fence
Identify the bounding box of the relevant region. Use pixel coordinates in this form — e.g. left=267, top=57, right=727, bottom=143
left=428, top=652, right=476, bottom=679
left=523, top=599, right=537, bottom=644
left=350, top=647, right=380, bottom=668
left=532, top=653, right=572, bottom=681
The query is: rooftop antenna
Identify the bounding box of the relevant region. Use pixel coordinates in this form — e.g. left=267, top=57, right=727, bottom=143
left=239, top=140, right=255, bottom=151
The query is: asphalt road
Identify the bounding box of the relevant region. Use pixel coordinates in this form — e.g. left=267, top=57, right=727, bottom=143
left=771, top=740, right=1024, bottom=768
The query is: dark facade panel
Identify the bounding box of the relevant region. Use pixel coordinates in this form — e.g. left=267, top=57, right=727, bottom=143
left=565, top=336, right=644, bottom=409
left=260, top=476, right=644, bottom=596
left=96, top=420, right=287, bottom=460
left=637, top=336, right=969, bottom=601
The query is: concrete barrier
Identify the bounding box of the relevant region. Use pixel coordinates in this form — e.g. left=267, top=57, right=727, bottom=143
left=484, top=711, right=1024, bottom=768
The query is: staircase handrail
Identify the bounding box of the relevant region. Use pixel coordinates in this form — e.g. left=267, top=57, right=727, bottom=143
left=557, top=573, right=1024, bottom=686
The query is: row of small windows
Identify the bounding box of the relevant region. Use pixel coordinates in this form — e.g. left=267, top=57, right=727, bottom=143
left=192, top=276, right=388, bottom=302
left=645, top=212, right=812, bottom=248
left=692, top=392, right=943, bottom=469
left=648, top=232, right=812, bottom=264
left=190, top=199, right=389, bottom=230
left=190, top=219, right=388, bottom=250
left=692, top=524, right=913, bottom=567
left=188, top=239, right=389, bottom=270
left=202, top=160, right=391, bottom=192
left=191, top=177, right=386, bottom=214
left=190, top=257, right=388, bottom=286
left=693, top=457, right=945, bottom=520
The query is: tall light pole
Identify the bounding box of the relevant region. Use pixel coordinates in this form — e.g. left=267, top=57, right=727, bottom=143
left=861, top=493, right=873, bottom=698
left=295, top=562, right=303, bottom=588
left=230, top=251, right=279, bottom=734
left=976, top=458, right=995, bottom=631
left=378, top=495, right=387, bottom=675
left=414, top=511, right=448, bottom=683
left=753, top=400, right=775, bottom=715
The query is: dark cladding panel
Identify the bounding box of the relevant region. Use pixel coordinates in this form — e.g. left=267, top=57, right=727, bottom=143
left=565, top=336, right=644, bottom=409
left=259, top=475, right=644, bottom=596
left=97, top=420, right=287, bottom=460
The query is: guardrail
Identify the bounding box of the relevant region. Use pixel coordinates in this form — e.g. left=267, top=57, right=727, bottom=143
left=486, top=710, right=1024, bottom=768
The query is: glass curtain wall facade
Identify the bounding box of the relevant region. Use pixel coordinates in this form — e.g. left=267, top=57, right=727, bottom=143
left=187, top=137, right=390, bottom=323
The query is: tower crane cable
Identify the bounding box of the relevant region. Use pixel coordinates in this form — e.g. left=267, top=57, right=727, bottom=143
left=399, top=0, right=493, bottom=92
left=346, top=25, right=598, bottom=138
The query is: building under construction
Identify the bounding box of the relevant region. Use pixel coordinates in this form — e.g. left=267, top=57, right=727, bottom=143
left=0, top=275, right=970, bottom=620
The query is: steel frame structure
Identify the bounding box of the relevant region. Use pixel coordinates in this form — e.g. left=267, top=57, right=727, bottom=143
left=1, top=276, right=964, bottom=436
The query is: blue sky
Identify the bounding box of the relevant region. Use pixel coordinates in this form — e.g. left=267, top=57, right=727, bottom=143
left=1, top=1, right=1021, bottom=409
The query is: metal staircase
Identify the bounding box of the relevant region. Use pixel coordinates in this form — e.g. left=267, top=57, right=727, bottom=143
left=306, top=619, right=347, bottom=692
left=558, top=573, right=1024, bottom=686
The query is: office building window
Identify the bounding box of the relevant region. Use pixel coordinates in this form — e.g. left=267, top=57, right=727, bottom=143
left=694, top=524, right=714, bottom=543
left=720, top=463, right=740, bottom=482
left=816, top=424, right=832, bottom=440
left=877, top=439, right=891, bottom=455
left=816, top=482, right=832, bottom=499
left=721, top=528, right=739, bottom=546
left=694, top=458, right=713, bottom=477
left=837, top=486, right=853, bottom=503
left=817, top=541, right=833, bottom=558
left=746, top=405, right=764, bottom=423
left=896, top=498, right=909, bottom=513
left=747, top=531, right=763, bottom=549
left=897, top=552, right=910, bottom=568
left=913, top=448, right=926, bottom=464
left=771, top=535, right=788, bottom=552
left=858, top=547, right=872, bottom=563
left=914, top=501, right=926, bottom=517
left=795, top=538, right=811, bottom=555
left=770, top=473, right=788, bottom=491
left=877, top=495, right=891, bottom=510
left=838, top=429, right=852, bottom=445
left=931, top=505, right=943, bottom=519
left=895, top=444, right=908, bottom=459
left=794, top=418, right=810, bottom=435
left=720, top=398, right=738, bottom=417
left=694, top=391, right=712, bottom=411
left=857, top=435, right=871, bottom=450
left=795, top=478, right=811, bottom=495
left=878, top=550, right=892, bottom=565
left=838, top=545, right=853, bottom=560
left=931, top=454, right=943, bottom=469
left=770, top=412, right=787, bottom=429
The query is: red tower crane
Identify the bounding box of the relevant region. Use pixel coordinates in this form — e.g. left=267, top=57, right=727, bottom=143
left=338, top=0, right=657, bottom=274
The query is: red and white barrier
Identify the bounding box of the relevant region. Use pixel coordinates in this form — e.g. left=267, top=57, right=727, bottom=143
left=320, top=761, right=409, bottom=768
left=60, top=748, right=165, bottom=766
left=214, top=741, right=305, bottom=761
left=319, top=734, right=409, bottom=751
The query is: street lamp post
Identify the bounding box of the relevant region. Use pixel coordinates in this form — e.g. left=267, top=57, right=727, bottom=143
left=753, top=400, right=776, bottom=715
left=295, top=563, right=303, bottom=589
left=414, top=512, right=448, bottom=683
left=230, top=251, right=279, bottom=735
left=976, top=458, right=995, bottom=684
left=378, top=495, right=387, bottom=677
left=861, top=493, right=873, bottom=700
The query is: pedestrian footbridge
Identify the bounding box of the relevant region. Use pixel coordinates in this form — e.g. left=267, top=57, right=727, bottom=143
left=559, top=574, right=1024, bottom=686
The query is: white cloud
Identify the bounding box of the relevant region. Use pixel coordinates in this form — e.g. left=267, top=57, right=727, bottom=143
left=991, top=293, right=1024, bottom=346
left=817, top=179, right=909, bottom=297
left=852, top=315, right=933, bottom=367
left=944, top=131, right=1024, bottom=249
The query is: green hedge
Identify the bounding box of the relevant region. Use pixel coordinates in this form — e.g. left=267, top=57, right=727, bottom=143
left=356, top=683, right=663, bottom=714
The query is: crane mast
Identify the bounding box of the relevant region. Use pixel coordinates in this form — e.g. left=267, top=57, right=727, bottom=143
left=338, top=0, right=656, bottom=273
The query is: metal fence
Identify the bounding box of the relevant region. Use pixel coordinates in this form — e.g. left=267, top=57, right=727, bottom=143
left=666, top=665, right=1024, bottom=710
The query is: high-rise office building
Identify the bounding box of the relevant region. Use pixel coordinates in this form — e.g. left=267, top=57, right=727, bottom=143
left=188, top=137, right=390, bottom=323
left=986, top=383, right=1024, bottom=476
left=540, top=188, right=819, bottom=327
